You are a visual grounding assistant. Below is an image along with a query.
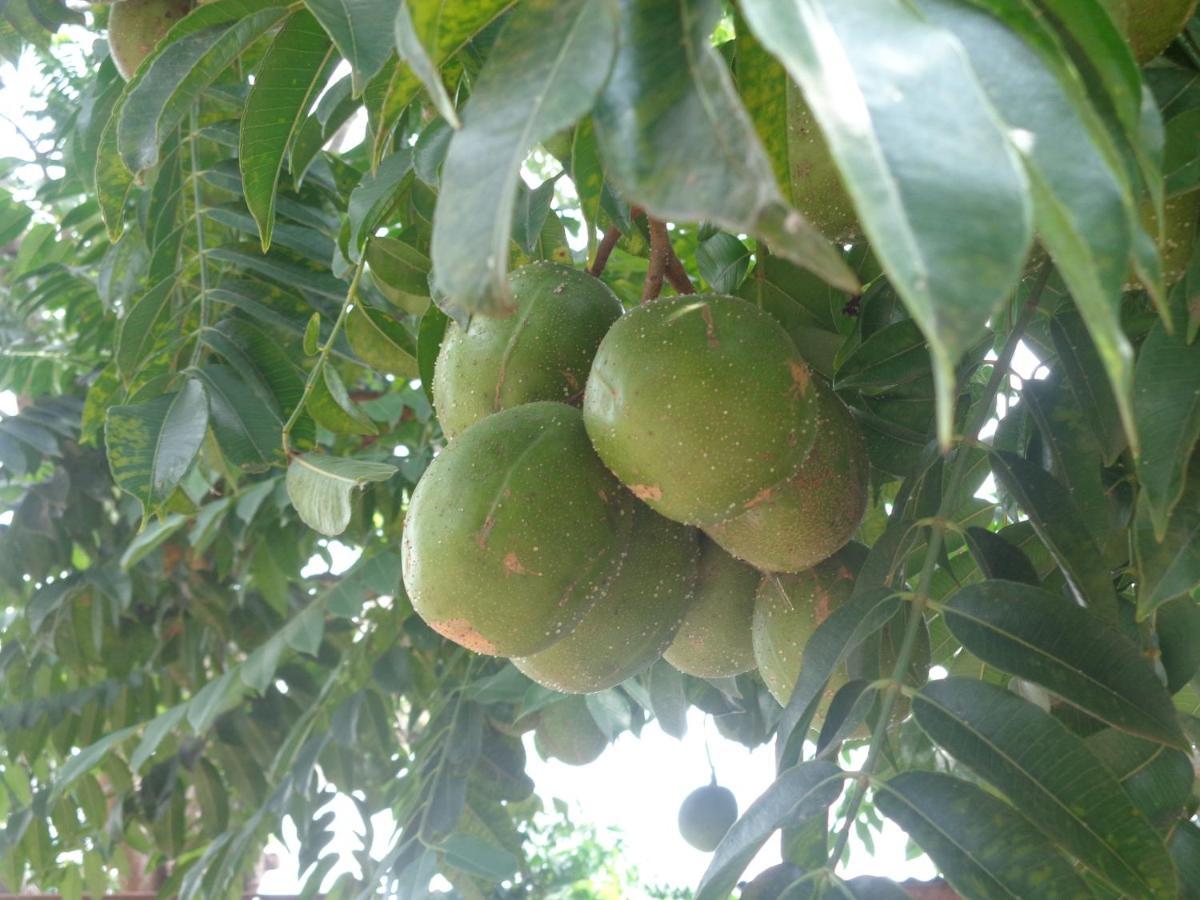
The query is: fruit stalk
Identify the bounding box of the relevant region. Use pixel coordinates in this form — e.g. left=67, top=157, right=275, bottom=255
left=642, top=217, right=671, bottom=302
left=826, top=259, right=1053, bottom=872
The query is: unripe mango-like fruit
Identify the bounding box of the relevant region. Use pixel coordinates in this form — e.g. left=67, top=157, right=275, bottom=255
left=584, top=294, right=818, bottom=526
left=706, top=383, right=867, bottom=572
left=433, top=262, right=623, bottom=439
left=1105, top=0, right=1197, bottom=62
left=678, top=781, right=738, bottom=852
left=664, top=537, right=761, bottom=678
left=513, top=503, right=700, bottom=693
left=108, top=0, right=193, bottom=80
left=402, top=402, right=633, bottom=657
left=533, top=696, right=608, bottom=766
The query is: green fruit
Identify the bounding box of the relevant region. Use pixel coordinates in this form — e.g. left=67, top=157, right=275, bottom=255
left=678, top=781, right=738, bottom=852
left=1105, top=0, right=1197, bottom=62
left=706, top=384, right=868, bottom=572
left=433, top=262, right=623, bottom=439
left=664, top=537, right=761, bottom=678
left=108, top=0, right=193, bottom=80
left=533, top=697, right=608, bottom=766
left=584, top=295, right=819, bottom=526
left=514, top=503, right=701, bottom=693
left=752, top=543, right=867, bottom=707
left=402, top=402, right=633, bottom=657
left=787, top=94, right=857, bottom=242
left=739, top=863, right=806, bottom=900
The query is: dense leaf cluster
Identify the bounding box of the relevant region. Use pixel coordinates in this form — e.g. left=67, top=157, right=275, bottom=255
left=0, top=0, right=1199, bottom=896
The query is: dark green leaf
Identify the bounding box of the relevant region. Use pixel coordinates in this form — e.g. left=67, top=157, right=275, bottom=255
left=694, top=761, right=844, bottom=900
left=877, top=771, right=1092, bottom=900
left=105, top=380, right=209, bottom=514
left=438, top=832, right=518, bottom=880
left=989, top=449, right=1119, bottom=621
left=646, top=661, right=686, bottom=739
left=741, top=0, right=1032, bottom=446
left=417, top=302, right=448, bottom=406
left=943, top=580, right=1186, bottom=749
left=346, top=304, right=418, bottom=378
left=117, top=278, right=175, bottom=380
left=285, top=454, right=396, bottom=536
left=240, top=10, right=334, bottom=251
left=303, top=0, right=393, bottom=94
left=1135, top=453, right=1200, bottom=617
left=696, top=233, right=751, bottom=295
left=303, top=312, right=321, bottom=355
left=914, top=678, right=1176, bottom=899
left=366, top=236, right=431, bottom=315
left=964, top=527, right=1039, bottom=585
left=1050, top=310, right=1126, bottom=464
left=835, top=319, right=930, bottom=392
left=431, top=0, right=617, bottom=320
left=307, top=366, right=376, bottom=435
left=1085, top=729, right=1193, bottom=822
left=593, top=0, right=856, bottom=296
left=193, top=365, right=282, bottom=469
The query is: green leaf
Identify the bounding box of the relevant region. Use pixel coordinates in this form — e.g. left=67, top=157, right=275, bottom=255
left=430, top=0, right=617, bottom=321
left=346, top=304, right=418, bottom=378
left=119, top=513, right=187, bottom=569
left=696, top=233, right=751, bottom=295
left=914, top=678, right=1176, bottom=899
left=303, top=312, right=321, bottom=355
left=645, top=661, right=687, bottom=739
left=240, top=10, right=334, bottom=251
left=130, top=704, right=188, bottom=771
left=1135, top=454, right=1200, bottom=617
left=302, top=0, right=393, bottom=95
left=193, top=365, right=282, bottom=469
left=116, top=278, right=175, bottom=381
left=1049, top=308, right=1126, bottom=464
left=192, top=758, right=230, bottom=839
left=740, top=0, right=1032, bottom=447
left=347, top=150, right=413, bottom=254
left=1134, top=302, right=1200, bottom=539
left=286, top=453, right=396, bottom=536
left=417, top=302, right=448, bottom=406
left=437, top=832, right=518, bottom=881
left=593, top=0, right=856, bottom=297
left=48, top=725, right=138, bottom=804
left=775, top=587, right=902, bottom=768
left=876, top=771, right=1093, bottom=900
left=571, top=118, right=603, bottom=239
left=988, top=449, right=1119, bottom=621
left=835, top=319, right=931, bottom=392
left=943, top=580, right=1186, bottom=749
left=105, top=380, right=210, bottom=514
left=118, top=7, right=291, bottom=175
left=1170, top=821, right=1200, bottom=897
left=393, top=1, right=458, bottom=127
left=963, top=527, right=1039, bottom=586
left=366, top=236, right=431, bottom=315
left=1085, top=729, right=1193, bottom=822
left=307, top=366, right=377, bottom=435
left=694, top=761, right=844, bottom=900
left=916, top=0, right=1139, bottom=456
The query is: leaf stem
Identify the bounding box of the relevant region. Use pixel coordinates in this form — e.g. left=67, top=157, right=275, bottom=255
left=826, top=259, right=1051, bottom=869
left=281, top=258, right=366, bottom=455
left=187, top=107, right=210, bottom=369
left=589, top=223, right=622, bottom=277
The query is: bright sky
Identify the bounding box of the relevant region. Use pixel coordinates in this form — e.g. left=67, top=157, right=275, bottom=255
left=0, top=36, right=1047, bottom=898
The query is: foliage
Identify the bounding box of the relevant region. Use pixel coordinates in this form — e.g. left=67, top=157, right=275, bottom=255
left=0, top=0, right=1199, bottom=897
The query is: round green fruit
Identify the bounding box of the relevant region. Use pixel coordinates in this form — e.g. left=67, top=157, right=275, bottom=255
left=740, top=863, right=806, bottom=900
left=752, top=543, right=867, bottom=707
left=678, top=781, right=738, bottom=852
left=664, top=537, right=761, bottom=678
left=433, top=262, right=623, bottom=439
left=402, top=402, right=633, bottom=657
left=788, top=95, right=857, bottom=242
left=706, top=384, right=867, bottom=572
left=513, top=503, right=701, bottom=693
left=533, top=696, right=608, bottom=766
left=584, top=294, right=819, bottom=526
left=1105, top=0, right=1197, bottom=62
left=108, top=0, right=193, bottom=80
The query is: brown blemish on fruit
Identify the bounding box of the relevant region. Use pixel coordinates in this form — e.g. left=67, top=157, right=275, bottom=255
left=432, top=618, right=497, bottom=655
left=787, top=360, right=811, bottom=397
left=475, top=515, right=496, bottom=548
left=631, top=484, right=663, bottom=502
left=503, top=552, right=537, bottom=575
left=699, top=303, right=719, bottom=349
left=744, top=486, right=775, bottom=510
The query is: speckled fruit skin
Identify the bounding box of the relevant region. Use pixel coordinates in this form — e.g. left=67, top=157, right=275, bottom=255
left=1160, top=191, right=1199, bottom=286
left=108, top=0, right=193, bottom=80
left=584, top=294, right=819, bottom=526
left=433, top=262, right=624, bottom=439
left=706, top=383, right=867, bottom=572
left=752, top=542, right=868, bottom=707
left=1106, top=0, right=1198, bottom=61
left=402, top=402, right=634, bottom=658
left=788, top=92, right=858, bottom=242
left=533, top=696, right=608, bottom=766
left=663, top=537, right=761, bottom=678
left=677, top=782, right=738, bottom=852
left=513, top=503, right=700, bottom=693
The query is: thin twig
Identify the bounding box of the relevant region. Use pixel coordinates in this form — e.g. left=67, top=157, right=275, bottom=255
left=589, top=224, right=622, bottom=277
left=665, top=250, right=695, bottom=295
left=826, top=259, right=1053, bottom=870
left=642, top=218, right=670, bottom=303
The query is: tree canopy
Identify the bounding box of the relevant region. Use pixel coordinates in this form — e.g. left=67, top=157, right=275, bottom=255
left=1, top=0, right=1199, bottom=897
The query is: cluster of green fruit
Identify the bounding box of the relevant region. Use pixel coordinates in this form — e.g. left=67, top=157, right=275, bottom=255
left=105, top=0, right=194, bottom=80
left=402, top=263, right=871, bottom=730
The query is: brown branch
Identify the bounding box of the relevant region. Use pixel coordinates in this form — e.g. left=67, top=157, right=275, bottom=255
left=665, top=249, right=695, bottom=295
left=642, top=218, right=670, bottom=303
left=589, top=224, right=622, bottom=277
